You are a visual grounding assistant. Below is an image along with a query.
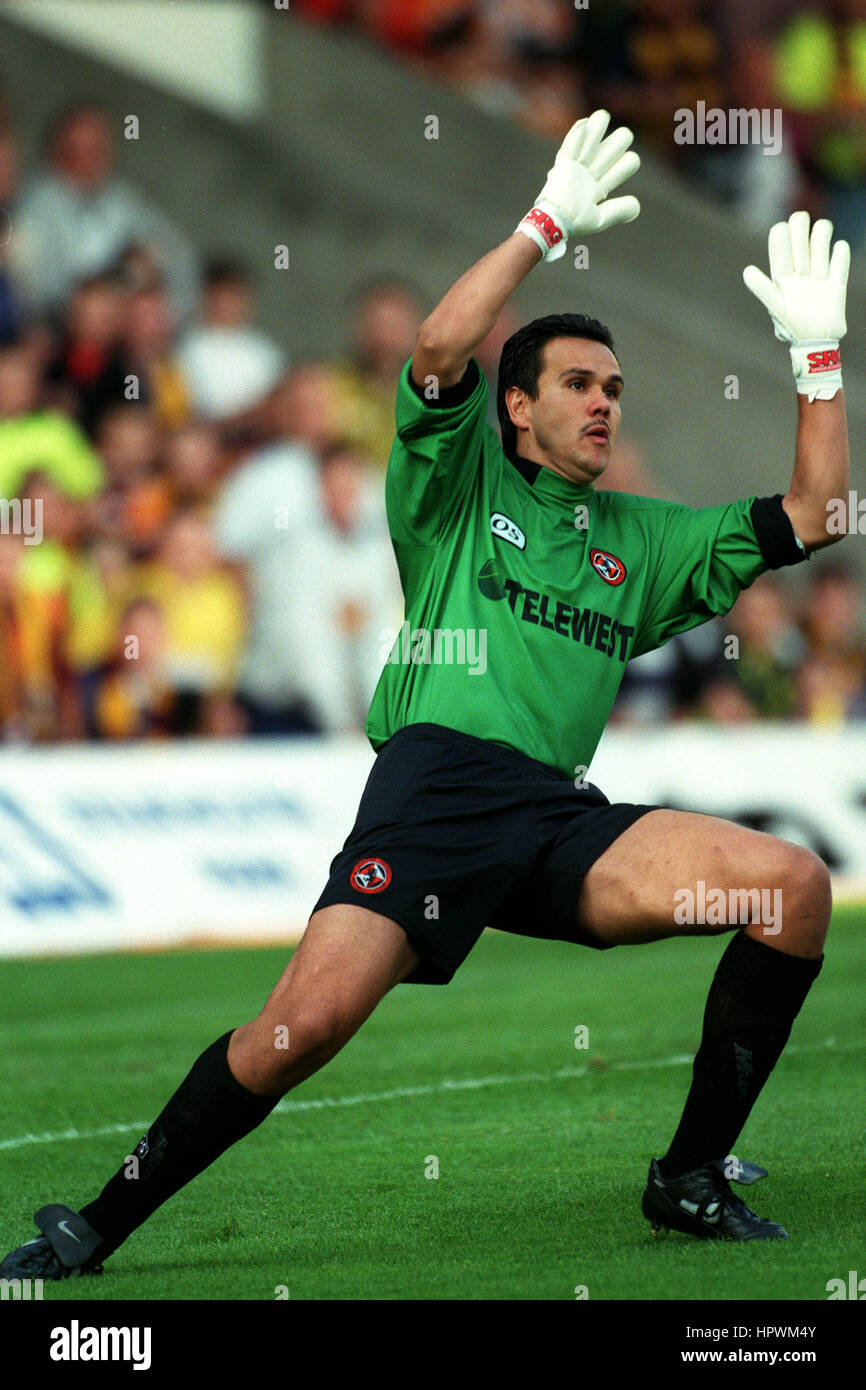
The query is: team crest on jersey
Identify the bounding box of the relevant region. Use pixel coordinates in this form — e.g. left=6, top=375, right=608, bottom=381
left=350, top=857, right=392, bottom=893
left=490, top=512, right=526, bottom=550
left=589, top=548, right=627, bottom=586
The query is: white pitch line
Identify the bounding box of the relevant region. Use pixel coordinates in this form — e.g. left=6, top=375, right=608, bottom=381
left=0, top=1036, right=848, bottom=1155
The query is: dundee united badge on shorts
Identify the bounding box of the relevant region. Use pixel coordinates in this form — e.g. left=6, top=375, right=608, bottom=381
left=350, top=857, right=392, bottom=893
left=589, top=548, right=627, bottom=586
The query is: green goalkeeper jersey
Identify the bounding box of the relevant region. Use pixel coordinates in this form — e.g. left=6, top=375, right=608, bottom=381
left=365, top=356, right=799, bottom=779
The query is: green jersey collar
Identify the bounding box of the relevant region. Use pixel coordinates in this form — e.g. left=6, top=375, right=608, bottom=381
left=511, top=453, right=596, bottom=504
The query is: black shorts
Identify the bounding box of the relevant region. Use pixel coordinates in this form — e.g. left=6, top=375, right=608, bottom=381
left=313, top=723, right=658, bottom=985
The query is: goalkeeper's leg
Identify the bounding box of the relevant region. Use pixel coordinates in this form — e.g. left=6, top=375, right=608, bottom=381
left=579, top=810, right=829, bottom=1169
left=3, top=906, right=419, bottom=1276
left=577, top=809, right=830, bottom=1238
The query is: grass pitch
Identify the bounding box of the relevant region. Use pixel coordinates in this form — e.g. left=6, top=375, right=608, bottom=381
left=1, top=909, right=863, bottom=1301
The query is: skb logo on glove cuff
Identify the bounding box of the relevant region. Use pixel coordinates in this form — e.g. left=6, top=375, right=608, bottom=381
left=523, top=207, right=564, bottom=250
left=807, top=347, right=841, bottom=375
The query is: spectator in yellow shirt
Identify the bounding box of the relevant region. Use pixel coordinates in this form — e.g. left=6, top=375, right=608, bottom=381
left=329, top=277, right=423, bottom=469
left=92, top=597, right=176, bottom=740
left=0, top=344, right=103, bottom=500
left=138, top=507, right=246, bottom=732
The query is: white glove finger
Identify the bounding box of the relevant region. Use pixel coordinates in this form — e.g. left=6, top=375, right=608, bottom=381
left=596, top=149, right=640, bottom=198
left=577, top=109, right=612, bottom=168
left=789, top=210, right=811, bottom=275
left=557, top=116, right=588, bottom=164
left=594, top=194, right=640, bottom=231
left=767, top=221, right=793, bottom=281
left=743, top=264, right=786, bottom=322
left=830, top=236, right=851, bottom=291
left=809, top=218, right=833, bottom=278
left=589, top=124, right=635, bottom=181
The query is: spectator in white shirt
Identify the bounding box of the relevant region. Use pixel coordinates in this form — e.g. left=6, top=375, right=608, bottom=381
left=176, top=258, right=286, bottom=421
left=295, top=440, right=402, bottom=732
left=214, top=431, right=400, bottom=736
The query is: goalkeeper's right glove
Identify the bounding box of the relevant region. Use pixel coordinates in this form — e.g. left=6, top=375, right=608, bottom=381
left=516, top=109, right=640, bottom=262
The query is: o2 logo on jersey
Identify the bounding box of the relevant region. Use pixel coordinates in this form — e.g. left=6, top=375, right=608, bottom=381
left=350, top=857, right=392, bottom=893
left=589, top=548, right=627, bottom=586
left=490, top=512, right=526, bottom=550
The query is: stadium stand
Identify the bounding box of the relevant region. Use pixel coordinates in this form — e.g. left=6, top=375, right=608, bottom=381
left=0, top=3, right=863, bottom=741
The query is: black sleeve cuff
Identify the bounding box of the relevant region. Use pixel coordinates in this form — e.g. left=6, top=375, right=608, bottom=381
left=407, top=357, right=481, bottom=407
left=750, top=494, right=808, bottom=569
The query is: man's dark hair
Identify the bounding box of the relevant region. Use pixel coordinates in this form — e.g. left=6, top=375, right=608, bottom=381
left=810, top=559, right=859, bottom=587
left=496, top=313, right=617, bottom=461
left=203, top=257, right=252, bottom=291
left=319, top=437, right=361, bottom=468
left=45, top=101, right=106, bottom=153
left=346, top=275, right=423, bottom=315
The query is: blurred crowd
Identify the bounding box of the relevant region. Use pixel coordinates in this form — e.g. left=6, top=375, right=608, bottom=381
left=294, top=0, right=866, bottom=249
left=0, top=97, right=863, bottom=745
left=613, top=562, right=866, bottom=727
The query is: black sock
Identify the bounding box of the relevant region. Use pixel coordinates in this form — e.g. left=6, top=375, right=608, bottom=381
left=658, top=933, right=822, bottom=1179
left=79, top=1031, right=281, bottom=1254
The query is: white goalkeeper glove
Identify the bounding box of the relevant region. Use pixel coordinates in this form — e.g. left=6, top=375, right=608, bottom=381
left=516, top=109, right=640, bottom=262
left=743, top=210, right=850, bottom=402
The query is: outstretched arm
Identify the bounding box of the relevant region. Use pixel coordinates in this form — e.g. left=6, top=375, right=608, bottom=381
left=412, top=109, right=641, bottom=391
left=412, top=234, right=542, bottom=390
left=744, top=211, right=851, bottom=553
left=785, top=392, right=849, bottom=552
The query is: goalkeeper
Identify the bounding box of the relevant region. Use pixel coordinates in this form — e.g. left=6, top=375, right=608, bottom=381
left=2, top=110, right=852, bottom=1278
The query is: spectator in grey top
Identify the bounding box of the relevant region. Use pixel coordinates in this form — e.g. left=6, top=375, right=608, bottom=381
left=10, top=104, right=198, bottom=322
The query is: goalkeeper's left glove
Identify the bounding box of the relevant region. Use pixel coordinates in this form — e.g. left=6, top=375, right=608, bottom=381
left=516, top=109, right=640, bottom=262
left=743, top=210, right=850, bottom=402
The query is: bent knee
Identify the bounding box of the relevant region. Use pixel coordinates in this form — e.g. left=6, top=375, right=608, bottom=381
left=281, top=1009, right=356, bottom=1063
left=765, top=844, right=831, bottom=954
left=232, top=1010, right=354, bottom=1095
left=779, top=845, right=832, bottom=918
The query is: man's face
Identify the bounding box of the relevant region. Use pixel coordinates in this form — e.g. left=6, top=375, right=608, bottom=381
left=272, top=366, right=341, bottom=451
left=0, top=348, right=39, bottom=416
left=55, top=112, right=113, bottom=191
left=319, top=450, right=365, bottom=533
left=205, top=281, right=253, bottom=329
left=355, top=291, right=420, bottom=372
left=506, top=336, right=623, bottom=485
left=69, top=282, right=120, bottom=345
left=808, top=576, right=861, bottom=645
